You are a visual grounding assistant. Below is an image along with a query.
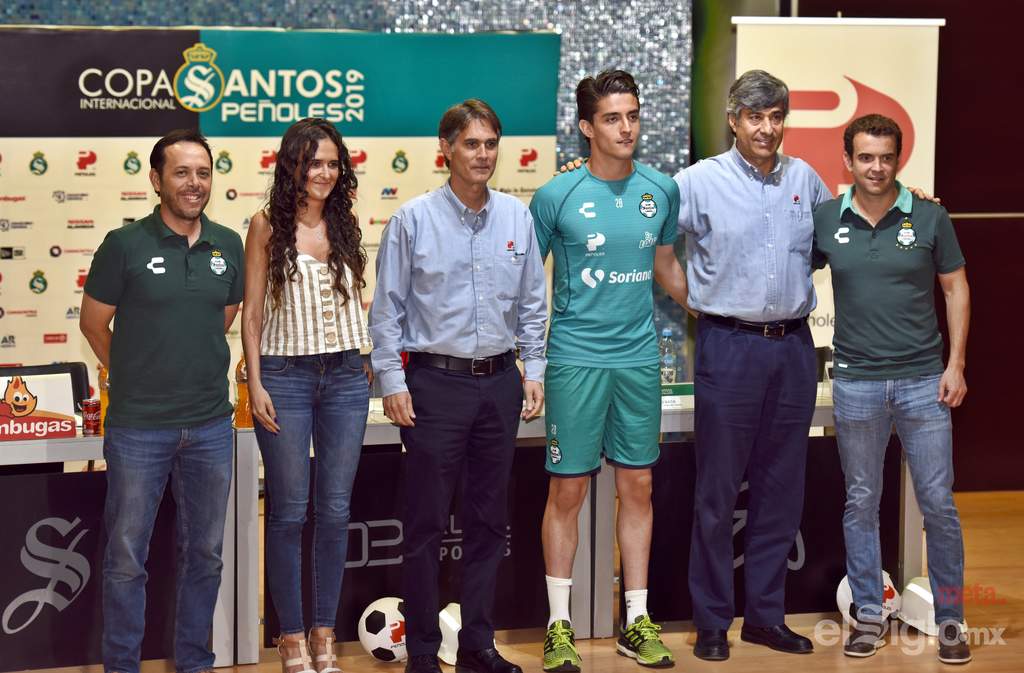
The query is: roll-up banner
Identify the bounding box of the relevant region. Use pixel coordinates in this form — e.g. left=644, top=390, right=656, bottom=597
left=0, top=27, right=560, bottom=378
left=733, top=17, right=943, bottom=348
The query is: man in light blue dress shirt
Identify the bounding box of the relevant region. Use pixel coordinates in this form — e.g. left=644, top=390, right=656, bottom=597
left=674, top=70, right=831, bottom=661
left=369, top=99, right=547, bottom=673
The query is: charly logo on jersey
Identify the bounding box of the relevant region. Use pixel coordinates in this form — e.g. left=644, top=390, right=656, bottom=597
left=896, top=220, right=917, bottom=249
left=834, top=226, right=850, bottom=244
left=639, top=193, right=657, bottom=218
left=585, top=232, right=606, bottom=256
left=578, top=202, right=596, bottom=219
left=580, top=267, right=605, bottom=288
left=146, top=257, right=166, bottom=275
left=173, top=43, right=226, bottom=113
left=638, top=231, right=656, bottom=249
left=2, top=516, right=91, bottom=635
left=210, top=250, right=227, bottom=275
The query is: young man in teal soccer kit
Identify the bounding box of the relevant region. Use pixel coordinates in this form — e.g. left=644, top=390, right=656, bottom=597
left=530, top=70, right=690, bottom=672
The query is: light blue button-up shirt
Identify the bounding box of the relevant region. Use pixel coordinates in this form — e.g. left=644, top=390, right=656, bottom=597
left=673, top=145, right=832, bottom=322
left=369, top=181, right=548, bottom=396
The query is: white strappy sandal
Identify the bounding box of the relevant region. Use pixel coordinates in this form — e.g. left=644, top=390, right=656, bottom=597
left=274, top=635, right=316, bottom=673
left=309, top=629, right=342, bottom=673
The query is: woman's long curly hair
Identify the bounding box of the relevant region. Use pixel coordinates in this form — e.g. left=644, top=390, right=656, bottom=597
left=266, top=118, right=365, bottom=309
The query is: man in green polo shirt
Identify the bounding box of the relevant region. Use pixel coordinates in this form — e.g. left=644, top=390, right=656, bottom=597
left=79, top=129, right=244, bottom=673
left=813, top=114, right=971, bottom=665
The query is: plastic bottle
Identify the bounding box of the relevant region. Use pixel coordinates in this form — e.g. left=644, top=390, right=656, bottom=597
left=658, top=328, right=678, bottom=384
left=234, top=356, right=253, bottom=428
left=97, top=364, right=109, bottom=435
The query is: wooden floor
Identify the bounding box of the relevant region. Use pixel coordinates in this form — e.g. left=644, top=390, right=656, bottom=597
left=36, top=491, right=1024, bottom=673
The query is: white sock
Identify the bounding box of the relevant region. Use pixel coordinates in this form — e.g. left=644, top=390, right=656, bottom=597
left=546, top=575, right=572, bottom=627
left=624, top=589, right=649, bottom=625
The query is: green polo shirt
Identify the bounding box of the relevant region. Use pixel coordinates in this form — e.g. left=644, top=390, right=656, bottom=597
left=812, top=183, right=965, bottom=379
left=85, top=206, right=244, bottom=428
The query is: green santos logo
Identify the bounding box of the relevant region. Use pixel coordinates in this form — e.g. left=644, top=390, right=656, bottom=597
left=173, top=43, right=225, bottom=113
left=123, top=151, right=142, bottom=175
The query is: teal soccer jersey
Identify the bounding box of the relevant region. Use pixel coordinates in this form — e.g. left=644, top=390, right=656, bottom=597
left=530, top=162, right=679, bottom=367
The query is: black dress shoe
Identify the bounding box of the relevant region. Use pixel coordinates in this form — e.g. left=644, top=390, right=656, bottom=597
left=740, top=624, right=813, bottom=654
left=406, top=654, right=443, bottom=673
left=693, top=629, right=730, bottom=661
left=456, top=647, right=523, bottom=673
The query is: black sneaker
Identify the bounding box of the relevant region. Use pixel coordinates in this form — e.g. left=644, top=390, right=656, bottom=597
left=844, top=606, right=886, bottom=658
left=937, top=622, right=972, bottom=665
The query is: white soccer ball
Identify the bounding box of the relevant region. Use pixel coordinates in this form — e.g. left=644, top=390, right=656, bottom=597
left=837, top=571, right=901, bottom=624
left=358, top=597, right=407, bottom=662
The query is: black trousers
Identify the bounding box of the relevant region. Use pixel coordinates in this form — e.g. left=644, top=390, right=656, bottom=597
left=399, top=364, right=523, bottom=656
left=689, top=318, right=818, bottom=629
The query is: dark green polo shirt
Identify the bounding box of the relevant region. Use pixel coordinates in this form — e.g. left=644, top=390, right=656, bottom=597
left=85, top=206, right=244, bottom=428
left=812, top=183, right=965, bottom=379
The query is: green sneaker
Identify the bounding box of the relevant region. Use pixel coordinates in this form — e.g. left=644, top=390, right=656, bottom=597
left=543, top=619, right=582, bottom=672
left=617, top=615, right=675, bottom=668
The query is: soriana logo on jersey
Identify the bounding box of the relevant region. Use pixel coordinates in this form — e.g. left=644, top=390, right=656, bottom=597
left=0, top=375, right=76, bottom=440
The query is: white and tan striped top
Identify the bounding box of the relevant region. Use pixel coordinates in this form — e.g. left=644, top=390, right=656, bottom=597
left=260, top=254, right=372, bottom=356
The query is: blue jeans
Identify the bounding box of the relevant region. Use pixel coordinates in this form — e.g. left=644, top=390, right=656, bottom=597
left=254, top=350, right=369, bottom=634
left=102, top=415, right=233, bottom=673
left=833, top=374, right=964, bottom=624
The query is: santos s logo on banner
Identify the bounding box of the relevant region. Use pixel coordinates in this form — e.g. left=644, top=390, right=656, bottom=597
left=2, top=517, right=91, bottom=634
left=173, top=43, right=225, bottom=113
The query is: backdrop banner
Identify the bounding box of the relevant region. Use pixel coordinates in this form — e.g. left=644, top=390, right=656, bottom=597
left=0, top=26, right=560, bottom=380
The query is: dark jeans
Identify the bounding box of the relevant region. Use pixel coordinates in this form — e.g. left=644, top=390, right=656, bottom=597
left=102, top=415, right=233, bottom=673
left=399, top=363, right=523, bottom=656
left=689, top=317, right=817, bottom=629
left=254, top=350, right=370, bottom=634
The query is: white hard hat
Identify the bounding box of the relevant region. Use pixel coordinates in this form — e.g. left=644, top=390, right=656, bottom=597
left=896, top=577, right=938, bottom=635
left=836, top=571, right=901, bottom=624
left=438, top=603, right=462, bottom=666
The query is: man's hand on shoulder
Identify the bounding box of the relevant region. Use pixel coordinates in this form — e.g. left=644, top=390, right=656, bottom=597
left=555, top=158, right=585, bottom=175
left=383, top=391, right=416, bottom=427
left=907, top=185, right=941, bottom=204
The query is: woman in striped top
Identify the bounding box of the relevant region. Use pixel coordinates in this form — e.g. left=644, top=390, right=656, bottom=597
left=242, top=118, right=372, bottom=673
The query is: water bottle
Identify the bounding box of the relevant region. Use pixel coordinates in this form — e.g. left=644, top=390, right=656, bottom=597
left=659, top=328, right=678, bottom=384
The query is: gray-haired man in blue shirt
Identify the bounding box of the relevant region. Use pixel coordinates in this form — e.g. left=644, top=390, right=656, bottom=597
left=369, top=99, right=547, bottom=673
left=674, top=70, right=831, bottom=661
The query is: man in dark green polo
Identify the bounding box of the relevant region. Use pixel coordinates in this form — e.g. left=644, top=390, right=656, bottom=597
left=813, top=114, right=971, bottom=665
left=79, top=129, right=244, bottom=673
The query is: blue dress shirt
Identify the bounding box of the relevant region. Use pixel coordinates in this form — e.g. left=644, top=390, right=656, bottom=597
left=369, top=181, right=548, bottom=396
left=673, top=146, right=832, bottom=322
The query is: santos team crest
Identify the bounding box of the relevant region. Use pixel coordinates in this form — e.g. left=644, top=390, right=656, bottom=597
left=173, top=43, right=225, bottom=113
